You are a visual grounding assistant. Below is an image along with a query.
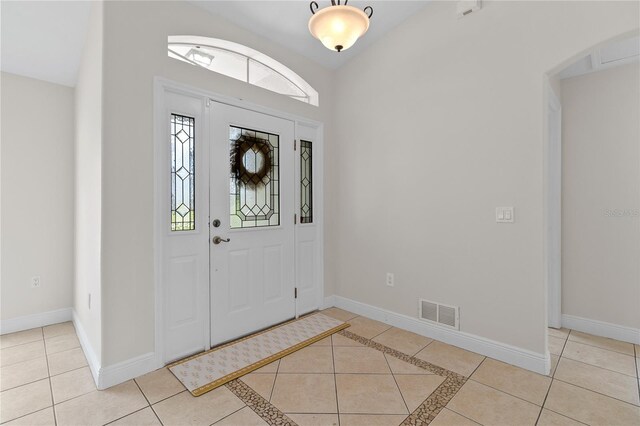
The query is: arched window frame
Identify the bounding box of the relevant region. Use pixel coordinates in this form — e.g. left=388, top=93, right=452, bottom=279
left=168, top=36, right=319, bottom=107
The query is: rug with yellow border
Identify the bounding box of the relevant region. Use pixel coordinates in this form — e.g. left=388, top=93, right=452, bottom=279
left=169, top=313, right=349, bottom=396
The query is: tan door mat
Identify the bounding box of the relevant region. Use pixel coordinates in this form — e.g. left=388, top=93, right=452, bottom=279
left=169, top=313, right=349, bottom=396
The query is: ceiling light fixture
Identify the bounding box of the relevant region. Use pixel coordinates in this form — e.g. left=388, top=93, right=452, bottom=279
left=186, top=46, right=215, bottom=67
left=308, top=1, right=373, bottom=53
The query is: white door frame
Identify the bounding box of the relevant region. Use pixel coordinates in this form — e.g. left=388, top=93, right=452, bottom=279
left=153, top=77, right=325, bottom=366
left=544, top=79, right=562, bottom=330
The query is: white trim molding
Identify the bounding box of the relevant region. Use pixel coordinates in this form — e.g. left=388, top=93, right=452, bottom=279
left=322, top=295, right=336, bottom=310
left=0, top=308, right=73, bottom=335
left=544, top=77, right=563, bottom=330
left=73, top=311, right=160, bottom=389
left=1, top=309, right=160, bottom=390
left=98, top=352, right=158, bottom=390
left=328, top=295, right=550, bottom=375
left=562, top=314, right=640, bottom=345
left=72, top=311, right=101, bottom=386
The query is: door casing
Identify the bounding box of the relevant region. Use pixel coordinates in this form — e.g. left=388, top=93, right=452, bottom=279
left=545, top=80, right=562, bottom=330
left=153, top=77, right=325, bottom=365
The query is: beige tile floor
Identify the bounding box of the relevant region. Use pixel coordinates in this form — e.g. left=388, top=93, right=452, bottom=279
left=0, top=309, right=639, bottom=425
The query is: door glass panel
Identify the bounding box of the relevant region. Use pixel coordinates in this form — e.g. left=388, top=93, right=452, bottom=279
left=248, top=59, right=309, bottom=102
left=300, top=140, right=313, bottom=224
left=170, top=114, right=195, bottom=231
left=169, top=44, right=248, bottom=82
left=229, top=126, right=280, bottom=228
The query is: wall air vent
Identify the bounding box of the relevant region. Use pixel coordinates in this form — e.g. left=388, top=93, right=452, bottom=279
left=419, top=299, right=460, bottom=330
left=420, top=300, right=438, bottom=322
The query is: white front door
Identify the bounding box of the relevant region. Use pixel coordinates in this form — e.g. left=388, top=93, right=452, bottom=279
left=209, top=102, right=296, bottom=346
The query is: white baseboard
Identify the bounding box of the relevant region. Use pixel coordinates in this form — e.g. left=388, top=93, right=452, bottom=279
left=2, top=307, right=159, bottom=389
left=1, top=308, right=73, bottom=335
left=98, top=352, right=158, bottom=390
left=322, top=295, right=336, bottom=310
left=562, top=314, right=640, bottom=345
left=72, top=310, right=160, bottom=389
left=330, top=295, right=549, bottom=375
left=72, top=311, right=101, bottom=386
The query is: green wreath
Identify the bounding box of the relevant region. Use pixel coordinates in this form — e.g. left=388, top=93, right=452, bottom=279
left=231, top=134, right=272, bottom=186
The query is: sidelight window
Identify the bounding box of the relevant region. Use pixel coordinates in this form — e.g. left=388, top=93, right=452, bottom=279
left=300, top=140, right=313, bottom=224
left=170, top=114, right=196, bottom=231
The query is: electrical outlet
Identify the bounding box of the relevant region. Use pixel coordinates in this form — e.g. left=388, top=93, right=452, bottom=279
left=386, top=273, right=395, bottom=287
left=31, top=276, right=41, bottom=288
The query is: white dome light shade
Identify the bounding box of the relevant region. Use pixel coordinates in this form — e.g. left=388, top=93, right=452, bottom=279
left=308, top=5, right=370, bottom=52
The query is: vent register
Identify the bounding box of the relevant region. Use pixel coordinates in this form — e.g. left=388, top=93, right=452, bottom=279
left=419, top=299, right=459, bottom=330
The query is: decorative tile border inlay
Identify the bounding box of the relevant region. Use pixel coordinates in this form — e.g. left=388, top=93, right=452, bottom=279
left=337, top=329, right=467, bottom=425
left=400, top=375, right=466, bottom=425
left=221, top=317, right=469, bottom=426
left=226, top=379, right=298, bottom=426
left=338, top=329, right=466, bottom=379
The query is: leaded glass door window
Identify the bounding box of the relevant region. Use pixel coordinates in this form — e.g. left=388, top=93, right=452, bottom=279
left=229, top=127, right=280, bottom=228
left=300, top=140, right=313, bottom=224
left=171, top=114, right=196, bottom=231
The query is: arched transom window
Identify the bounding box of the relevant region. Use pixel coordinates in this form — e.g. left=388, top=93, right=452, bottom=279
left=168, top=36, right=319, bottom=106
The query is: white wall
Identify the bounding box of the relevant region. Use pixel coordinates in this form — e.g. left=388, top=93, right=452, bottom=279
left=561, top=63, right=640, bottom=329
left=99, top=1, right=335, bottom=366
left=330, top=1, right=638, bottom=356
left=0, top=72, right=74, bottom=320
left=74, top=1, right=103, bottom=362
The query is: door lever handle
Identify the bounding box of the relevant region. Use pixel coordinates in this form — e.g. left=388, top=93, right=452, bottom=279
left=212, top=236, right=231, bottom=245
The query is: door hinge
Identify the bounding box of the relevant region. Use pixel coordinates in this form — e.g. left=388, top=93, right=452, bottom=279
left=206, top=98, right=211, bottom=108
left=294, top=214, right=297, bottom=225
left=294, top=139, right=297, bottom=151
left=294, top=287, right=298, bottom=299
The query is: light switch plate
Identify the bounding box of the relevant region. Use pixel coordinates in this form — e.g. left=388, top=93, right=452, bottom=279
left=496, top=207, right=514, bottom=223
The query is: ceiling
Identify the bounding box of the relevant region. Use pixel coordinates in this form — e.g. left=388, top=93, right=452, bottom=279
left=1, top=1, right=430, bottom=87
left=3, top=1, right=635, bottom=88
left=0, top=1, right=91, bottom=87
left=558, top=35, right=640, bottom=79
left=190, top=1, right=431, bottom=69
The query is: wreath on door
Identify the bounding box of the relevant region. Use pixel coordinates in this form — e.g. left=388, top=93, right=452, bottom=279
left=231, top=134, right=273, bottom=186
